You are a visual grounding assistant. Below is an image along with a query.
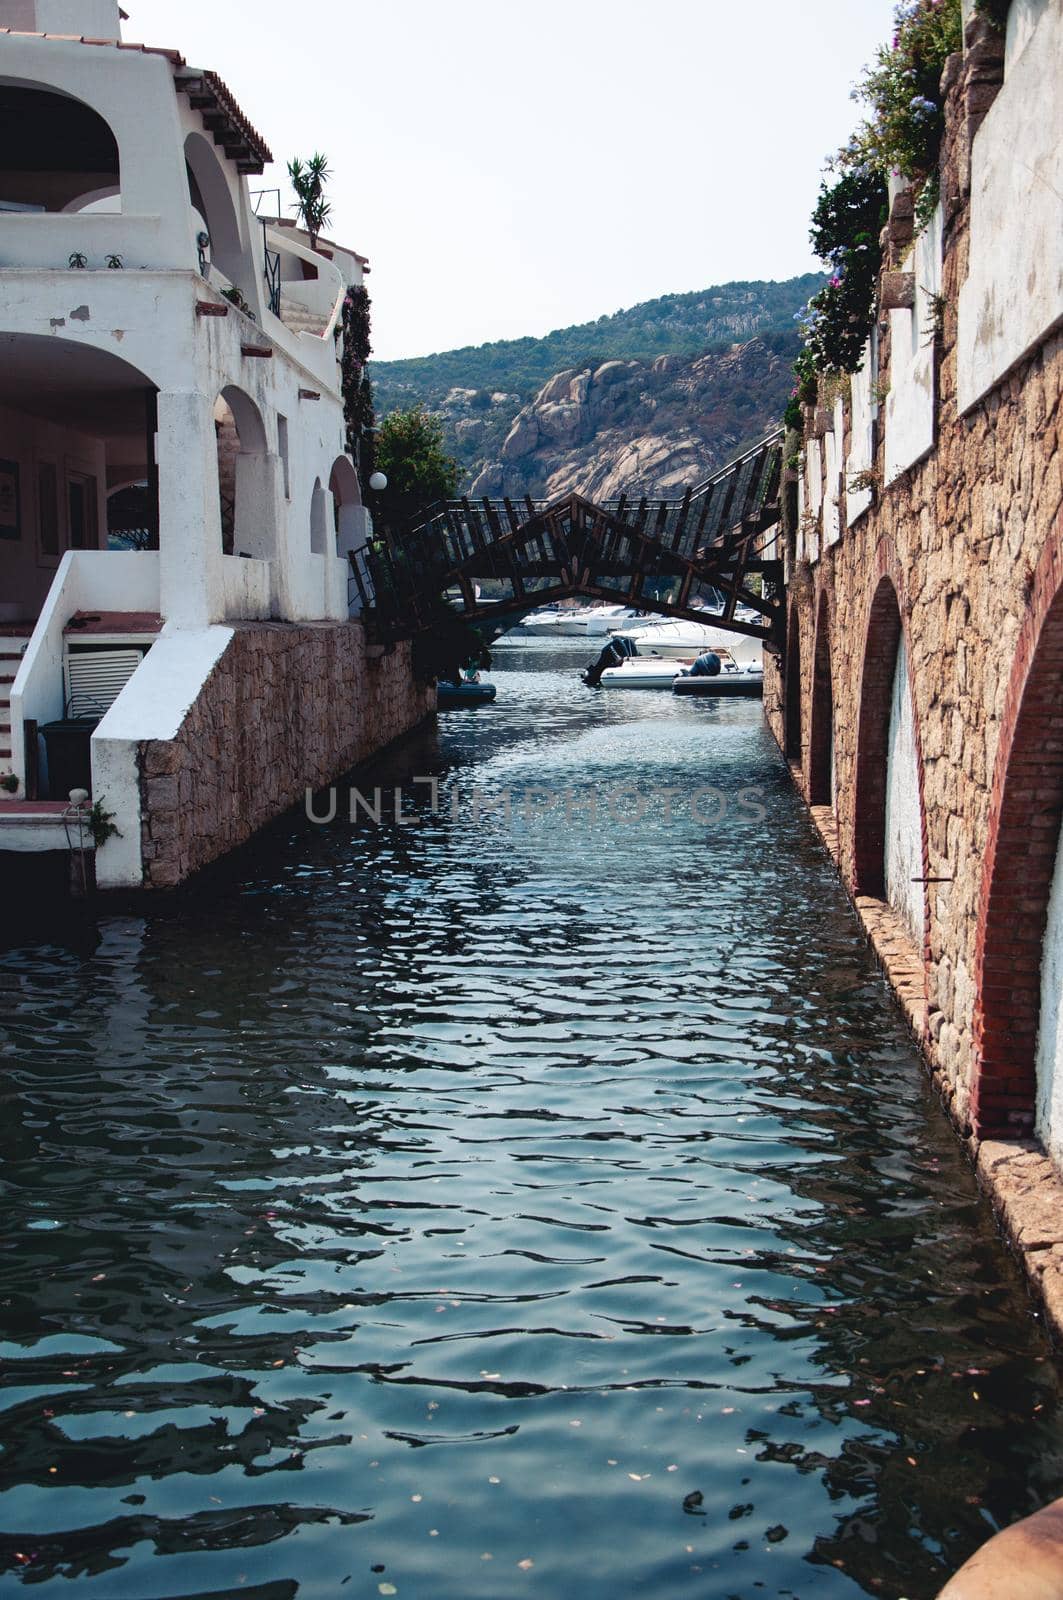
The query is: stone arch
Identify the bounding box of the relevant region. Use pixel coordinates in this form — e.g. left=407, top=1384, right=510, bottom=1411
left=0, top=81, right=120, bottom=212
left=809, top=590, right=834, bottom=806
left=784, top=605, right=802, bottom=762
left=852, top=574, right=929, bottom=944
left=329, top=454, right=362, bottom=512
left=973, top=530, right=1063, bottom=1144
left=184, top=130, right=246, bottom=292
left=328, top=455, right=366, bottom=559
left=219, top=384, right=267, bottom=455
left=214, top=385, right=273, bottom=559
left=310, top=477, right=329, bottom=556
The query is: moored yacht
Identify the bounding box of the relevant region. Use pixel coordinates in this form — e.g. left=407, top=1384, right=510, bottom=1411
left=613, top=617, right=763, bottom=668
left=517, top=604, right=648, bottom=638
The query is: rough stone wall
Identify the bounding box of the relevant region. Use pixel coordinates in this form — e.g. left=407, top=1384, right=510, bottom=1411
left=138, top=620, right=435, bottom=888
left=767, top=19, right=1063, bottom=1141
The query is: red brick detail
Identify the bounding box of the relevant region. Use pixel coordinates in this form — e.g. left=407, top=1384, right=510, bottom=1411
left=809, top=590, right=834, bottom=806
left=972, top=521, right=1063, bottom=1138
left=853, top=575, right=902, bottom=897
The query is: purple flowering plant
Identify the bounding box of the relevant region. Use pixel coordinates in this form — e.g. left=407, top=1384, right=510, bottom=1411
left=839, top=0, right=961, bottom=207
left=787, top=0, right=959, bottom=403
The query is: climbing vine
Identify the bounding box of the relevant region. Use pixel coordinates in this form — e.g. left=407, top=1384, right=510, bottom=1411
left=838, top=0, right=962, bottom=220
left=796, top=166, right=888, bottom=378
left=787, top=0, right=960, bottom=402
left=341, top=285, right=376, bottom=495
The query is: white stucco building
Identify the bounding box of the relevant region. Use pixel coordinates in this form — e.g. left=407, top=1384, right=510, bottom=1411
left=0, top=0, right=397, bottom=885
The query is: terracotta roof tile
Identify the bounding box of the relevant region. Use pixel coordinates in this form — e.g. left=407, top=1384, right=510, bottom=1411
left=0, top=28, right=184, bottom=63
left=176, top=66, right=272, bottom=169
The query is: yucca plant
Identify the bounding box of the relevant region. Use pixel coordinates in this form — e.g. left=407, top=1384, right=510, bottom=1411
left=287, top=152, right=331, bottom=249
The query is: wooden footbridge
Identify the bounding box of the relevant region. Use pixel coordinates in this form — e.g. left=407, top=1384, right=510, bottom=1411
left=349, top=429, right=786, bottom=645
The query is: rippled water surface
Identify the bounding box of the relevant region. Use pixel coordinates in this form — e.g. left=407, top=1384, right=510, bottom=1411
left=2, top=641, right=1062, bottom=1600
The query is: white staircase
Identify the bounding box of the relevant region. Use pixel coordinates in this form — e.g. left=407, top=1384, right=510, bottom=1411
left=0, top=636, right=25, bottom=772
left=279, top=292, right=330, bottom=337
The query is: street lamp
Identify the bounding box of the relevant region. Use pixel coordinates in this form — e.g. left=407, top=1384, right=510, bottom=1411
left=369, top=471, right=388, bottom=492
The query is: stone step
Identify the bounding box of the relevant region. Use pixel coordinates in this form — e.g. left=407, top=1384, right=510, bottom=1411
left=279, top=293, right=330, bottom=337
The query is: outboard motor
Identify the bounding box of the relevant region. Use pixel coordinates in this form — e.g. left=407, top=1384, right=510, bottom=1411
left=689, top=650, right=722, bottom=677
left=583, top=634, right=638, bottom=687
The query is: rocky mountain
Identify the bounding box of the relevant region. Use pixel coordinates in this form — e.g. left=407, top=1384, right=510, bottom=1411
left=370, top=274, right=821, bottom=497
left=463, top=338, right=795, bottom=501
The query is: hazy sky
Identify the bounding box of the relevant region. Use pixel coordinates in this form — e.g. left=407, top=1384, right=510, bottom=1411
left=133, top=0, right=895, bottom=361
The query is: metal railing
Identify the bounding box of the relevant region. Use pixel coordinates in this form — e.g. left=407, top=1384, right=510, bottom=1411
left=250, top=189, right=283, bottom=317
left=352, top=429, right=785, bottom=639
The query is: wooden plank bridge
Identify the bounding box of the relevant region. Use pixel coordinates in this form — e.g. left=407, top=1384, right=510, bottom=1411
left=349, top=428, right=786, bottom=645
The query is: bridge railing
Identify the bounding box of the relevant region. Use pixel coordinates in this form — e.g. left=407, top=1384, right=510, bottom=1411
left=352, top=428, right=784, bottom=631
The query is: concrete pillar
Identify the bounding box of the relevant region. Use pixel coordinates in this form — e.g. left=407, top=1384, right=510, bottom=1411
left=336, top=502, right=371, bottom=560
left=157, top=390, right=223, bottom=627
left=323, top=553, right=349, bottom=621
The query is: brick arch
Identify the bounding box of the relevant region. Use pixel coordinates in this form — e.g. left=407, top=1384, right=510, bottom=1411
left=852, top=574, right=929, bottom=918
left=972, top=530, right=1063, bottom=1139
left=785, top=604, right=802, bottom=761
left=809, top=590, right=834, bottom=806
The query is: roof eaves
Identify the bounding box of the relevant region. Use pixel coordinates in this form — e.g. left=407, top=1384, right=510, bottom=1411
left=174, top=64, right=272, bottom=174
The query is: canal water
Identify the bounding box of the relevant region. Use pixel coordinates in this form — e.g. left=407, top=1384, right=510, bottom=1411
left=1, top=640, right=1062, bottom=1600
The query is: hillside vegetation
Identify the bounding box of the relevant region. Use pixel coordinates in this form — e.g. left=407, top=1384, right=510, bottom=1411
left=370, top=273, right=823, bottom=496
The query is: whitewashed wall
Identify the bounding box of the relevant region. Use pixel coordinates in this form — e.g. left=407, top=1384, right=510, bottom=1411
left=92, top=623, right=233, bottom=888
left=1, top=31, right=360, bottom=632
left=847, top=334, right=876, bottom=526
left=802, top=437, right=823, bottom=563
left=822, top=398, right=844, bottom=550
left=957, top=0, right=1063, bottom=411
left=8, top=549, right=159, bottom=790
left=885, top=203, right=943, bottom=485
left=4, top=0, right=121, bottom=34
left=884, top=632, right=925, bottom=944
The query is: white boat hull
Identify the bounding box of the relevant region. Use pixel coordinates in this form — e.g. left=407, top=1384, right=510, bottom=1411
left=618, top=621, right=763, bottom=668
left=521, top=606, right=647, bottom=638
left=598, top=658, right=696, bottom=688
left=673, top=668, right=763, bottom=698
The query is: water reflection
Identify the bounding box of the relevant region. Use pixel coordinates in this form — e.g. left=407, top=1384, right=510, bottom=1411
left=0, top=643, right=1060, bottom=1598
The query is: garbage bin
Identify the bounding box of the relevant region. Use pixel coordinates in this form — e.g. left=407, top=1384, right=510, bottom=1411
left=40, top=717, right=99, bottom=801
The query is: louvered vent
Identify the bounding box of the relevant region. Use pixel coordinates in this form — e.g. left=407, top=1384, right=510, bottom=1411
left=64, top=649, right=145, bottom=719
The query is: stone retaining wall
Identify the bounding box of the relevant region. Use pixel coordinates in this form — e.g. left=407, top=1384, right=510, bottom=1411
left=138, top=620, right=434, bottom=888
left=769, top=12, right=1063, bottom=1336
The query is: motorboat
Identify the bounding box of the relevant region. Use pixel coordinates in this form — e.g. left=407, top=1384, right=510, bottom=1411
left=437, top=679, right=497, bottom=708
left=672, top=664, right=763, bottom=698
left=614, top=617, right=763, bottom=668
left=520, top=604, right=648, bottom=638
left=598, top=655, right=697, bottom=688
